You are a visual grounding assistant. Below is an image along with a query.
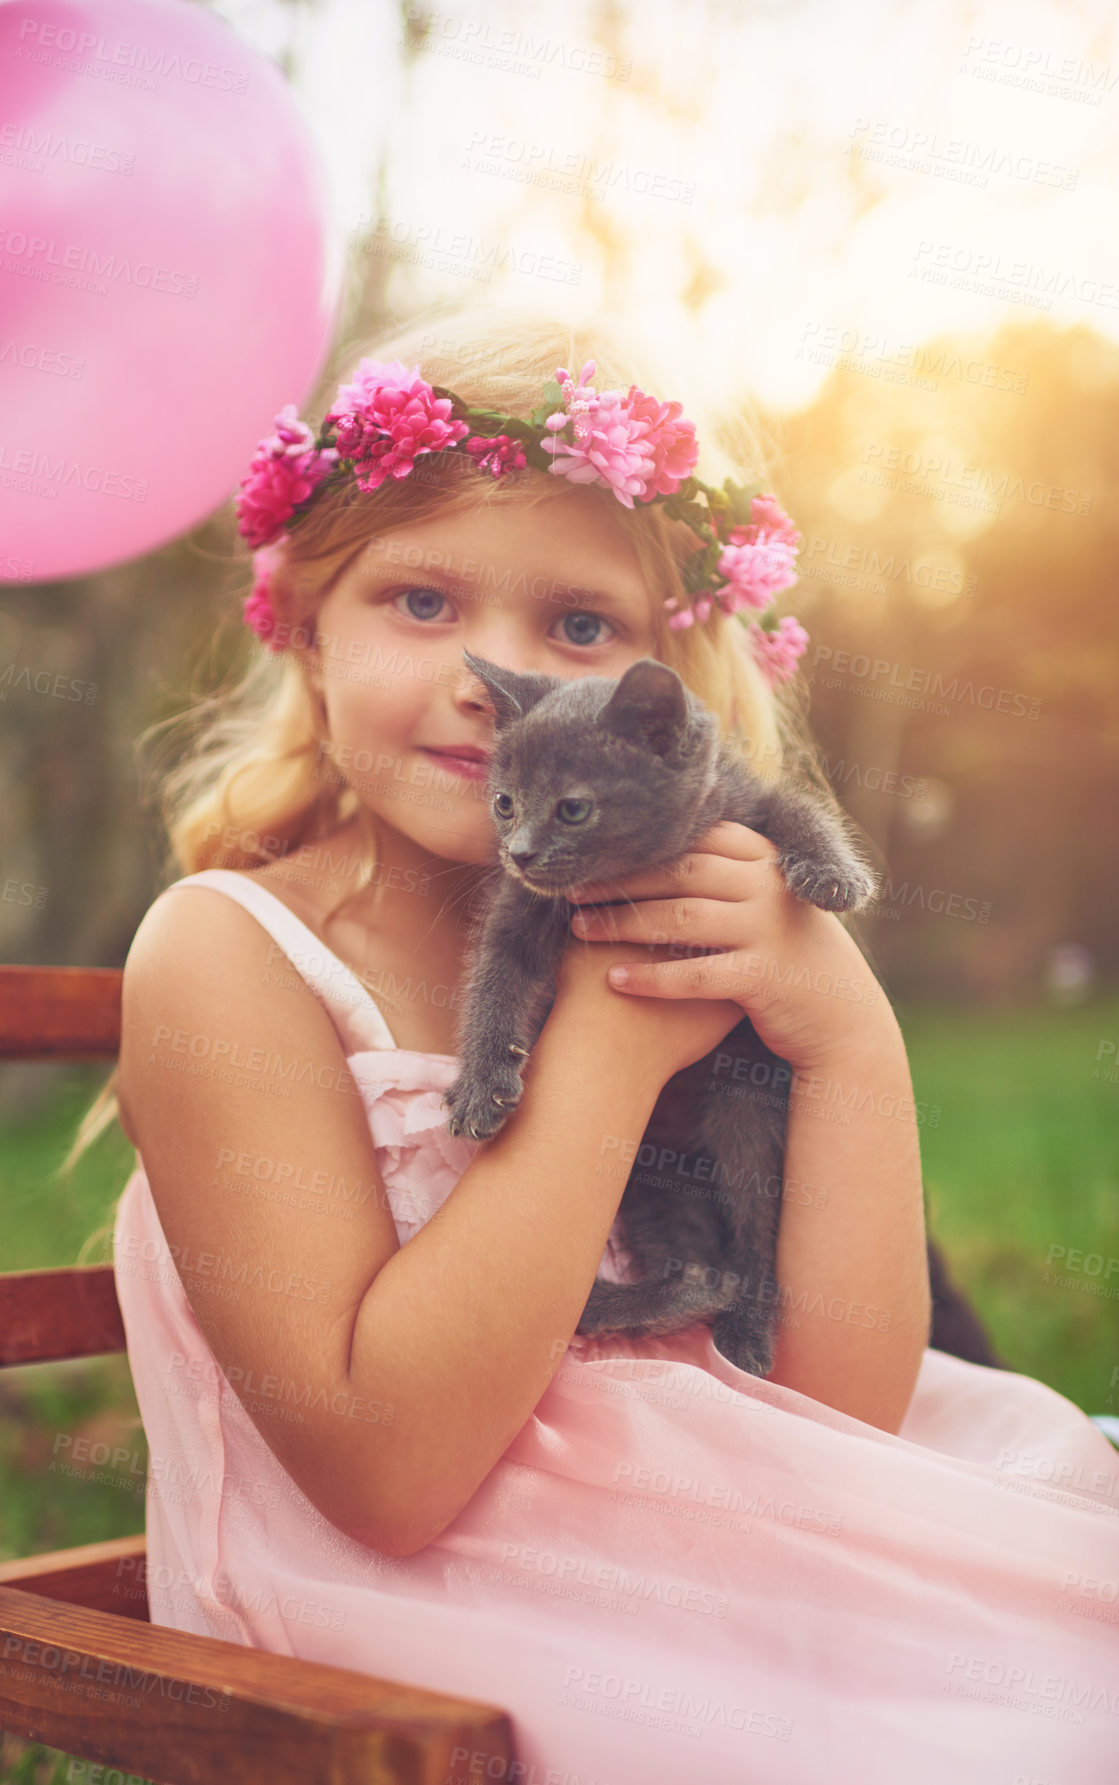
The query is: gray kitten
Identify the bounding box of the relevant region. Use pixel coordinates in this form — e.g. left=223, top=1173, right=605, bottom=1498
left=443, top=649, right=879, bottom=1376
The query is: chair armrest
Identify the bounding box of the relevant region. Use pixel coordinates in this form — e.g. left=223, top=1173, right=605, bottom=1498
left=0, top=1534, right=149, bottom=1621
left=0, top=1585, right=515, bottom=1784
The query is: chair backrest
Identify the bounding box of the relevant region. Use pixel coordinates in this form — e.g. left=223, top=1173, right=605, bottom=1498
left=0, top=965, right=127, bottom=1364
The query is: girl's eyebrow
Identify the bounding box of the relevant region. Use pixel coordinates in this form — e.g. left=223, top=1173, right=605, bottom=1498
left=361, top=563, right=643, bottom=615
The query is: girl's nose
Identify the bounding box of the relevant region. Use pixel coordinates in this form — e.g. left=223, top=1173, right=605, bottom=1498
left=456, top=667, right=496, bottom=714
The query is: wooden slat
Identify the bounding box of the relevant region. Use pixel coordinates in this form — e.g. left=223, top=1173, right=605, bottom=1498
left=0, top=1536, right=149, bottom=1623
left=0, top=1266, right=126, bottom=1366
left=0, top=1586, right=516, bottom=1785
left=0, top=965, right=122, bottom=1058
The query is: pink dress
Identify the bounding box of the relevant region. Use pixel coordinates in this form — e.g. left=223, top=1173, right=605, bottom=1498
left=113, top=869, right=1119, bottom=1783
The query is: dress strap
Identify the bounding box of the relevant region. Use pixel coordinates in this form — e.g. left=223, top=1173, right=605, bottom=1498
left=160, top=868, right=397, bottom=1055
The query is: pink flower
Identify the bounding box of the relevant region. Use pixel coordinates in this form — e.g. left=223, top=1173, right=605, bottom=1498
left=747, top=615, right=810, bottom=686
left=543, top=360, right=697, bottom=508
left=462, top=433, right=528, bottom=477
left=743, top=494, right=800, bottom=545
left=241, top=541, right=287, bottom=651
left=323, top=358, right=470, bottom=493
left=235, top=405, right=338, bottom=550
left=624, top=387, right=699, bottom=496
left=715, top=495, right=801, bottom=613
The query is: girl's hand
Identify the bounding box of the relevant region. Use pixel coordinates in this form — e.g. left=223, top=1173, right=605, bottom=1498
left=567, top=820, right=891, bottom=1073
left=552, top=930, right=746, bottom=1087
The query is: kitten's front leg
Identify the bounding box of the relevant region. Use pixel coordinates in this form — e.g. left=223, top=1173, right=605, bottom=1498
left=745, top=783, right=878, bottom=914
left=443, top=884, right=569, bottom=1141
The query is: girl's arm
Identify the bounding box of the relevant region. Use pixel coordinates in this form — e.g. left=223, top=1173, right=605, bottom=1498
left=122, top=889, right=729, bottom=1561
left=343, top=994, right=666, bottom=1554
left=567, top=819, right=932, bottom=1435
left=764, top=1011, right=931, bottom=1433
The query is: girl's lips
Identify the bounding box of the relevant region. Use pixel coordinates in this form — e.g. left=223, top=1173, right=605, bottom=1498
left=419, top=748, right=490, bottom=783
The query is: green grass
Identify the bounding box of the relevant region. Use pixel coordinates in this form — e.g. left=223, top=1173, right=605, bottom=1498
left=0, top=1014, right=1116, bottom=1780
left=1, top=1069, right=142, bottom=1570
left=0, top=1737, right=156, bottom=1784
left=897, top=994, right=1119, bottom=1416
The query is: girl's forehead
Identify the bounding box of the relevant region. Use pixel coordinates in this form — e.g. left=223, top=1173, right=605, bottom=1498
left=347, top=499, right=653, bottom=609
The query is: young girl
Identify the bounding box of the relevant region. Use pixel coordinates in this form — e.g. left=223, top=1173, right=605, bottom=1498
left=75, top=307, right=1117, bottom=1782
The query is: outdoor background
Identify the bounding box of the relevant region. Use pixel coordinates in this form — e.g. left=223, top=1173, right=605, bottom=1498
left=2, top=6, right=1118, bottom=1770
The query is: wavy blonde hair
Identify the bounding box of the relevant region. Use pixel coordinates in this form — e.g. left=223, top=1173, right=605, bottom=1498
left=60, top=298, right=838, bottom=1186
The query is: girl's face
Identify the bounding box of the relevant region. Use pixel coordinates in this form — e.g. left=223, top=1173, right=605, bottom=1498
left=306, top=484, right=660, bottom=871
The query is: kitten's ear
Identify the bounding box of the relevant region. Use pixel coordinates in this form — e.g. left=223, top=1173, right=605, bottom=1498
left=599, top=658, right=688, bottom=758
left=461, top=649, right=557, bottom=729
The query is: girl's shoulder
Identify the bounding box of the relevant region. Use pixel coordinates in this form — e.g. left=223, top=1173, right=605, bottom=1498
left=140, top=832, right=465, bottom=1056
left=116, top=852, right=345, bottom=1149
left=150, top=822, right=365, bottom=953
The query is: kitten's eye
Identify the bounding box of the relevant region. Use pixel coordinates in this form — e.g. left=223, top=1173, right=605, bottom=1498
left=556, top=797, right=593, bottom=825
left=493, top=792, right=515, bottom=820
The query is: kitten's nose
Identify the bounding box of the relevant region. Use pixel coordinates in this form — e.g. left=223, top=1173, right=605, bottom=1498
left=509, top=846, right=538, bottom=870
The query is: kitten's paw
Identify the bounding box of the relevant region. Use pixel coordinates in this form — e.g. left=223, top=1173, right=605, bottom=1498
left=779, top=853, right=877, bottom=913
left=443, top=1055, right=525, bottom=1140
left=712, top=1308, right=776, bottom=1378
left=575, top=1279, right=618, bottom=1336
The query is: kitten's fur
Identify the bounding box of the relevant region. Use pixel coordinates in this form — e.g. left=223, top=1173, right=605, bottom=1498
left=443, top=650, right=879, bottom=1376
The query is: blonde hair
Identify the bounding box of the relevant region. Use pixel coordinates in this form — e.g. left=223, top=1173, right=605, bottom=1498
left=60, top=298, right=837, bottom=1182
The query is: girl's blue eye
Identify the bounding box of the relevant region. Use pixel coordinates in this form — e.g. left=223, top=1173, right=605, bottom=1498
left=392, top=587, right=615, bottom=646
left=561, top=611, right=608, bottom=647
left=397, top=587, right=448, bottom=622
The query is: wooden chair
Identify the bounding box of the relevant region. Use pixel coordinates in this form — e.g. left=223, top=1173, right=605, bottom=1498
left=0, top=964, right=517, bottom=1784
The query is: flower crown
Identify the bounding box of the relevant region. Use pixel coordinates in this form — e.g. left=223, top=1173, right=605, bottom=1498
left=234, top=357, right=808, bottom=687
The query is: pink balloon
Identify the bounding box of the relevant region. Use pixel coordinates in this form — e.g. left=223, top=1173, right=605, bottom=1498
left=0, top=0, right=342, bottom=583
